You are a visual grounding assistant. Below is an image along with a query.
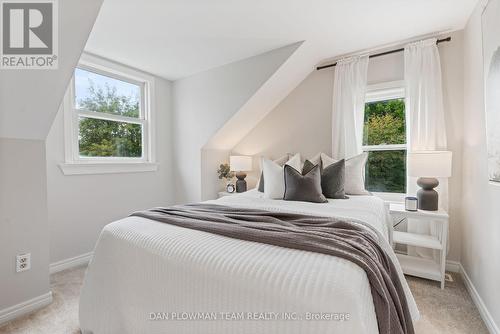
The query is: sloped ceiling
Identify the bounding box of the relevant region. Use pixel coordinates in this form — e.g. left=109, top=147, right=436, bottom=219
left=0, top=0, right=103, bottom=140
left=85, top=0, right=478, bottom=80
left=204, top=40, right=314, bottom=150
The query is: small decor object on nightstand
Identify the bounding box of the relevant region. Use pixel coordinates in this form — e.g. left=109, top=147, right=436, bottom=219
left=217, top=163, right=235, bottom=193
left=230, top=155, right=252, bottom=193
left=409, top=151, right=452, bottom=211
left=405, top=196, right=418, bottom=211
left=226, top=183, right=235, bottom=193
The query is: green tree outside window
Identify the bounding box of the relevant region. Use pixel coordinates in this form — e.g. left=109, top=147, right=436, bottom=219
left=363, top=98, right=406, bottom=193
left=77, top=82, right=142, bottom=158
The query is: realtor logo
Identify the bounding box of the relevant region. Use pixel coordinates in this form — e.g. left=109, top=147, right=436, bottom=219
left=1, top=0, right=58, bottom=69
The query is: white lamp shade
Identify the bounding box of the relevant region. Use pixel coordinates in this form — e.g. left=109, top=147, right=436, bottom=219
left=230, top=155, right=252, bottom=172
left=409, top=151, right=452, bottom=177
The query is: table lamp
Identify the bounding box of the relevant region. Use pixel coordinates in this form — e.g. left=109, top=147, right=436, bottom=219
left=230, top=155, right=252, bottom=193
left=409, top=151, right=452, bottom=211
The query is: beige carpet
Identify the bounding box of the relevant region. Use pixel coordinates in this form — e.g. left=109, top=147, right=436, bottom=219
left=0, top=265, right=489, bottom=334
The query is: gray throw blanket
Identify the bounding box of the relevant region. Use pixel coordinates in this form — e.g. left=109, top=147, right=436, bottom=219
left=131, top=204, right=414, bottom=334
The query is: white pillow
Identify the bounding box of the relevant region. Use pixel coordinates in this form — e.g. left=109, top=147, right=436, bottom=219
left=262, top=153, right=301, bottom=199
left=320, top=152, right=369, bottom=195
left=308, top=152, right=321, bottom=166
left=257, top=154, right=291, bottom=192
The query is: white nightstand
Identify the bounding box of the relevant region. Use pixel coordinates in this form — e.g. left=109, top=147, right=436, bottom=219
left=389, top=203, right=449, bottom=289
left=218, top=191, right=235, bottom=198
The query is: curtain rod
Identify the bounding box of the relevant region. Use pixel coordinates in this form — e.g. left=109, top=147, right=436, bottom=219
left=316, top=36, right=451, bottom=71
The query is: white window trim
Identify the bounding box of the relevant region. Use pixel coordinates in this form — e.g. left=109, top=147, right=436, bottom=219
left=362, top=144, right=406, bottom=151
left=365, top=80, right=405, bottom=103
left=59, top=53, right=157, bottom=175
left=363, top=80, right=407, bottom=198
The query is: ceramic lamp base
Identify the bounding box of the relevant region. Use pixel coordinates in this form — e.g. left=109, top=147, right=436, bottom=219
left=416, top=177, right=439, bottom=211
left=235, top=172, right=247, bottom=193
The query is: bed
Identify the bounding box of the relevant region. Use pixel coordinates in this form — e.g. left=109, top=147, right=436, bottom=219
left=79, top=190, right=419, bottom=334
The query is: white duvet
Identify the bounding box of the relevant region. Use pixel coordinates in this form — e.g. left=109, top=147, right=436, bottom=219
left=79, top=190, right=419, bottom=334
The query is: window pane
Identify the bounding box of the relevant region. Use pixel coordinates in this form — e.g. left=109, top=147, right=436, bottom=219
left=74, top=68, right=140, bottom=118
left=363, top=99, right=405, bottom=145
left=365, top=150, right=406, bottom=193
left=78, top=117, right=142, bottom=158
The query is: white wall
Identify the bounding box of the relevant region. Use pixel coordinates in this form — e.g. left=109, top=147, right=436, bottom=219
left=201, top=149, right=232, bottom=200
left=0, top=139, right=49, bottom=310
left=440, top=31, right=465, bottom=266
left=232, top=32, right=465, bottom=262
left=0, top=0, right=103, bottom=316
left=46, top=77, right=174, bottom=264
left=232, top=66, right=334, bottom=188
left=461, top=0, right=500, bottom=329
left=171, top=44, right=301, bottom=203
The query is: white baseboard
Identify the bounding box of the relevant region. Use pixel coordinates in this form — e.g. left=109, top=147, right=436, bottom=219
left=457, top=263, right=500, bottom=334
left=49, top=252, right=93, bottom=274
left=0, top=292, right=53, bottom=325
left=0, top=253, right=91, bottom=325
left=445, top=260, right=461, bottom=273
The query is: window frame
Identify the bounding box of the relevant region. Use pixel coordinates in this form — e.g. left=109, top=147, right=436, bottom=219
left=60, top=53, right=157, bottom=175
left=362, top=80, right=407, bottom=198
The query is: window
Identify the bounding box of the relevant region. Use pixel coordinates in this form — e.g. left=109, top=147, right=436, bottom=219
left=61, top=54, right=156, bottom=175
left=74, top=68, right=144, bottom=158
left=362, top=82, right=406, bottom=193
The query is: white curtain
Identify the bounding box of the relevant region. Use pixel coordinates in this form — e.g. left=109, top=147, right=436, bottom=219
left=331, top=55, right=369, bottom=159
left=404, top=38, right=448, bottom=258
left=405, top=38, right=447, bottom=153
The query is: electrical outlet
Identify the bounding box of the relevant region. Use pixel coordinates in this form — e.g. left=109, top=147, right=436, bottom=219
left=16, top=253, right=31, bottom=273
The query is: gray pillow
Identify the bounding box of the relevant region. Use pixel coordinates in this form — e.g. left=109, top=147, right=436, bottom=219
left=258, top=172, right=265, bottom=192
left=321, top=159, right=348, bottom=199
left=302, top=159, right=316, bottom=175
left=283, top=165, right=327, bottom=203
